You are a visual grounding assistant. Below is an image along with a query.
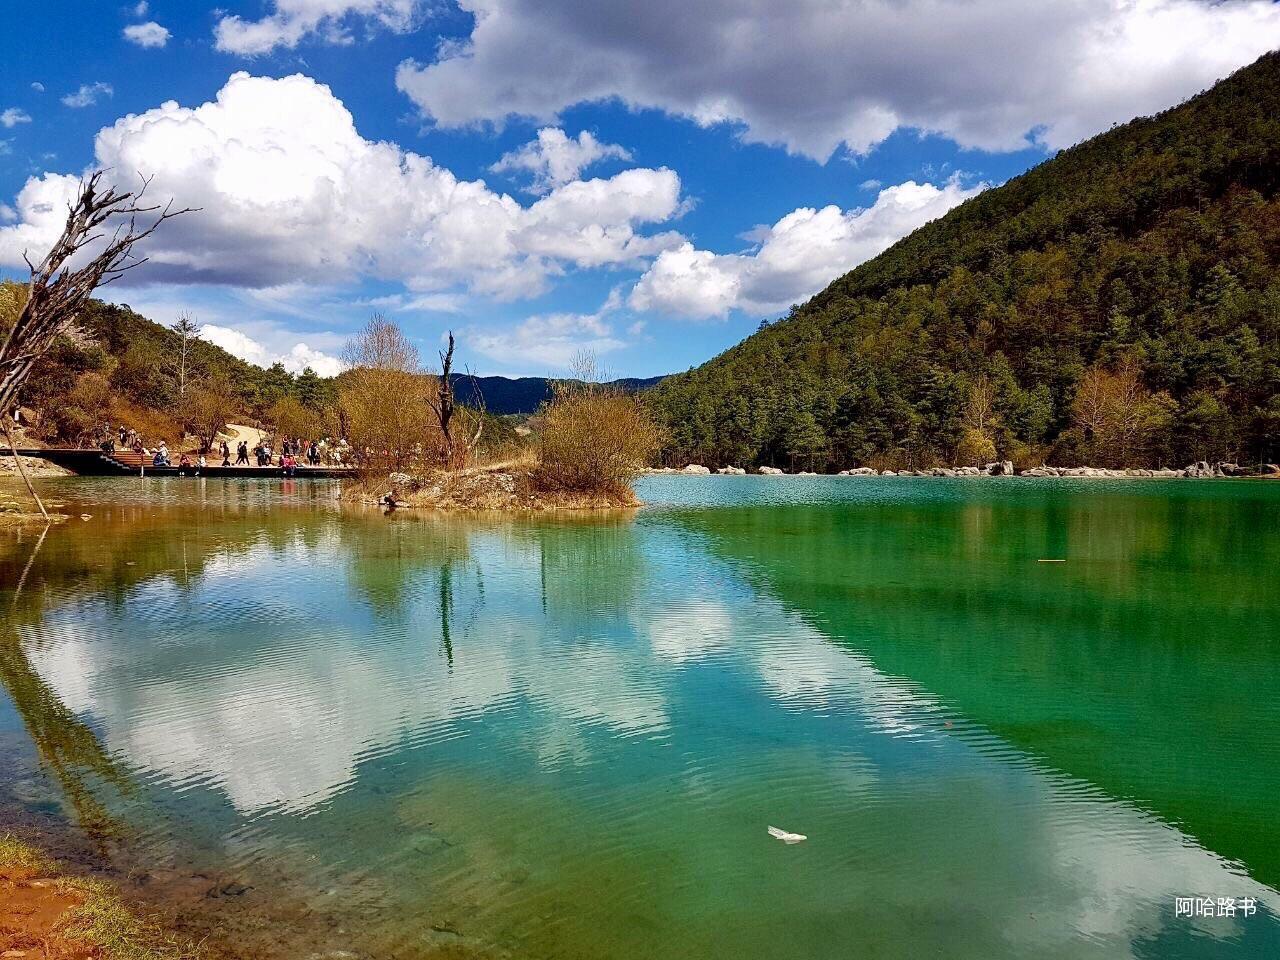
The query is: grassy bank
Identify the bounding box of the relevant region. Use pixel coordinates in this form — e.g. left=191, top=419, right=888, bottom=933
left=0, top=835, right=193, bottom=960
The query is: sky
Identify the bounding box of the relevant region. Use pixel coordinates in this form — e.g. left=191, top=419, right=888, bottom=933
left=2, top=2, right=1279, bottom=379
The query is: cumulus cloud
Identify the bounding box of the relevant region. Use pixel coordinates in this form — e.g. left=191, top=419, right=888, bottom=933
left=30, top=82, right=44, bottom=93
left=200, top=323, right=345, bottom=377
left=0, top=72, right=687, bottom=300
left=396, top=0, right=1280, bottom=160
left=467, top=289, right=627, bottom=369
left=215, top=0, right=425, bottom=55
left=61, top=82, right=113, bottom=108
left=0, top=109, right=31, bottom=128
left=123, top=21, right=172, bottom=48
left=491, top=128, right=633, bottom=193
left=631, top=179, right=981, bottom=319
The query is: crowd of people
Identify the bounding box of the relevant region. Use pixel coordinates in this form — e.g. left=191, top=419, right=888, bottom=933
left=97, top=423, right=349, bottom=474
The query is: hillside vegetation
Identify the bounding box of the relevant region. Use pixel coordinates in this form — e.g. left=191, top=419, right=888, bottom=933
left=650, top=52, right=1280, bottom=471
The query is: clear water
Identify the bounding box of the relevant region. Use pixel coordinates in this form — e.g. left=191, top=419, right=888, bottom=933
left=1, top=475, right=1278, bottom=959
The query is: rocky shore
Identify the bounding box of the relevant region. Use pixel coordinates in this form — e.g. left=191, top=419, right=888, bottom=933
left=651, top=460, right=1279, bottom=479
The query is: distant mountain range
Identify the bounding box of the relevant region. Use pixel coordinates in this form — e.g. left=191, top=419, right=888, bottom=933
left=452, top=375, right=665, bottom=415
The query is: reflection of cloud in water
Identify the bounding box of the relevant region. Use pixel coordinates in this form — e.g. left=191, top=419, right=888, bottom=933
left=23, top=525, right=666, bottom=815
left=20, top=516, right=1280, bottom=949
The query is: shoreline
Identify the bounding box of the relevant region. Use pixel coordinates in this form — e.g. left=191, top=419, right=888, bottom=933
left=650, top=459, right=1279, bottom=479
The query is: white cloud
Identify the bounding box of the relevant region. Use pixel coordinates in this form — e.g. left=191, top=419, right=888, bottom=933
left=396, top=0, right=1280, bottom=160
left=468, top=290, right=627, bottom=370
left=491, top=127, right=632, bottom=194
left=215, top=0, right=425, bottom=55
left=631, top=179, right=982, bottom=319
left=133, top=1, right=150, bottom=16
left=61, top=82, right=113, bottom=108
left=0, top=109, right=31, bottom=128
left=123, top=21, right=172, bottom=48
left=0, top=72, right=687, bottom=301
left=30, top=82, right=44, bottom=93
left=200, top=323, right=345, bottom=377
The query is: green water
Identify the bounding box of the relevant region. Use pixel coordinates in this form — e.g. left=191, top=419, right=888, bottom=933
left=1, top=476, right=1277, bottom=959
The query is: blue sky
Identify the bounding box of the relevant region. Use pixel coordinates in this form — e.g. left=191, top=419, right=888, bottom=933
left=3, top=1, right=1279, bottom=378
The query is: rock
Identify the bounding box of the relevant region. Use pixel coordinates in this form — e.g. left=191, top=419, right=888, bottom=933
left=930, top=467, right=957, bottom=477
left=758, top=466, right=785, bottom=475
left=715, top=465, right=746, bottom=475
left=682, top=464, right=711, bottom=474
left=983, top=460, right=1016, bottom=476
left=1022, top=467, right=1052, bottom=477
left=1183, top=461, right=1215, bottom=478
left=880, top=470, right=897, bottom=476
left=797, top=470, right=818, bottom=476
left=956, top=466, right=981, bottom=476
left=1218, top=462, right=1241, bottom=476
left=388, top=472, right=413, bottom=486
left=839, top=466, right=875, bottom=476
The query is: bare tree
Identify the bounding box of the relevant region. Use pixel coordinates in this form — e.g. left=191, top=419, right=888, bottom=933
left=0, top=172, right=194, bottom=515
left=172, top=311, right=200, bottom=400
left=425, top=331, right=484, bottom=469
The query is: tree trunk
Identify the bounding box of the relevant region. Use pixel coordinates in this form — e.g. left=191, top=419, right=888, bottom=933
left=3, top=420, right=47, bottom=520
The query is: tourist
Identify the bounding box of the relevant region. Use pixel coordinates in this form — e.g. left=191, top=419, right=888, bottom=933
left=235, top=440, right=249, bottom=466
left=308, top=440, right=320, bottom=466
left=221, top=440, right=231, bottom=466
left=153, top=442, right=171, bottom=467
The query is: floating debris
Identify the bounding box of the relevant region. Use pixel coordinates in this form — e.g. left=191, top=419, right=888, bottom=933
left=767, top=826, right=807, bottom=844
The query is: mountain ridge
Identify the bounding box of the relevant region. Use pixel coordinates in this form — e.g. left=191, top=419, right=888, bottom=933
left=649, top=51, right=1280, bottom=470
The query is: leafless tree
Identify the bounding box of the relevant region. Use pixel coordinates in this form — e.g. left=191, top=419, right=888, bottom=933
left=172, top=311, right=200, bottom=400
left=426, top=331, right=484, bottom=469
left=0, top=171, right=195, bottom=516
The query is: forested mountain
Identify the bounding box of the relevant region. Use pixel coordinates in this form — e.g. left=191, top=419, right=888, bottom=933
left=650, top=52, right=1280, bottom=471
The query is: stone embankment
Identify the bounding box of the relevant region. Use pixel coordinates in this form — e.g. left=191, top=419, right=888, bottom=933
left=650, top=460, right=1277, bottom=478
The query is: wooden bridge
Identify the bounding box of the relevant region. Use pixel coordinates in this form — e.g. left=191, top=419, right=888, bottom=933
left=2, top=447, right=357, bottom=479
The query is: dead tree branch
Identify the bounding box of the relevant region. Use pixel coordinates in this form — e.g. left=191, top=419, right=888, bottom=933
left=0, top=171, right=195, bottom=511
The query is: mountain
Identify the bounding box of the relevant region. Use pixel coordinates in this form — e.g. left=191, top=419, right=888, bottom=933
left=649, top=52, right=1280, bottom=471
left=452, top=375, right=664, bottom=415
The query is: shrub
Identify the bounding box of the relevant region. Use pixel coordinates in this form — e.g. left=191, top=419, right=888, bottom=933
left=532, top=365, right=662, bottom=495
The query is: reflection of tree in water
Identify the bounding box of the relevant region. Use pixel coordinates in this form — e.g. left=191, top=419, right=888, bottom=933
left=530, top=515, right=647, bottom=620
left=0, top=631, right=132, bottom=846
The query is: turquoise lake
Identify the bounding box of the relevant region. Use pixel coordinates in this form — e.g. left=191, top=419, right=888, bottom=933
left=1, top=475, right=1277, bottom=959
